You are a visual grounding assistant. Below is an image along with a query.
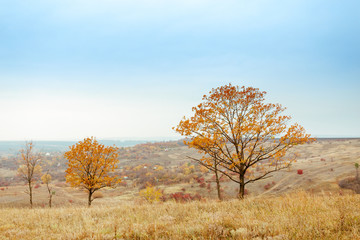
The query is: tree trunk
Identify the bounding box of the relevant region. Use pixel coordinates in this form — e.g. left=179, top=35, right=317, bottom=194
left=214, top=167, right=222, bottom=201
left=46, top=184, right=52, bottom=208
left=238, top=174, right=245, bottom=199
left=88, top=190, right=93, bottom=207
left=29, top=182, right=33, bottom=208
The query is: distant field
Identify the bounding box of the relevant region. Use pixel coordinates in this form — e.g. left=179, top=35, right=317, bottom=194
left=0, top=140, right=158, bottom=154
left=0, top=139, right=360, bottom=207
left=1, top=192, right=359, bottom=239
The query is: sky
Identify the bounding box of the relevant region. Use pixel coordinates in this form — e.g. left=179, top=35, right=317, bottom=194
left=0, top=0, right=359, bottom=141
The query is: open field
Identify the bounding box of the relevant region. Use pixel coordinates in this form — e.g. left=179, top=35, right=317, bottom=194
left=248, top=138, right=360, bottom=196
left=0, top=139, right=360, bottom=239
left=1, top=191, right=360, bottom=239
left=0, top=139, right=360, bottom=207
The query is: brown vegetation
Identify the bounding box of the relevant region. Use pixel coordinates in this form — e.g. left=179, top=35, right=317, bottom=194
left=1, top=191, right=359, bottom=239
left=338, top=177, right=360, bottom=194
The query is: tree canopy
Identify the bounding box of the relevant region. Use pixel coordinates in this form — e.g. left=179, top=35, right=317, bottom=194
left=65, top=137, right=121, bottom=206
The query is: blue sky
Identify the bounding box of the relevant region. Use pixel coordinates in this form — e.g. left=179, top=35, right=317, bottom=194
left=0, top=0, right=359, bottom=140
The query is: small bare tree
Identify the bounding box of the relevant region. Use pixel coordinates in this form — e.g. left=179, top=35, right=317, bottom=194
left=187, top=152, right=223, bottom=201
left=41, top=172, right=55, bottom=208
left=17, top=141, right=42, bottom=208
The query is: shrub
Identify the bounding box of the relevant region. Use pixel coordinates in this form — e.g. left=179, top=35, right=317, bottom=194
left=264, top=181, right=276, bottom=190
left=139, top=186, right=163, bottom=203
left=195, top=177, right=205, bottom=184
left=167, top=192, right=202, bottom=202
left=338, top=177, right=360, bottom=193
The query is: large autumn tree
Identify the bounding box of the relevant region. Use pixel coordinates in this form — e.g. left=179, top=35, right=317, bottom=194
left=65, top=137, right=121, bottom=206
left=175, top=84, right=315, bottom=198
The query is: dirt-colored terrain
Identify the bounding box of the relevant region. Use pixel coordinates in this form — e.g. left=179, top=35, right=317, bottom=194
left=0, top=139, right=359, bottom=207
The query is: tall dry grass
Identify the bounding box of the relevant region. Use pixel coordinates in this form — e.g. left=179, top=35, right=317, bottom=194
left=0, top=191, right=359, bottom=239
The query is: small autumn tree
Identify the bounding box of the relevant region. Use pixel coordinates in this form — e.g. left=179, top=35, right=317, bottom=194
left=65, top=137, right=121, bottom=206
left=41, top=172, right=55, bottom=208
left=175, top=84, right=315, bottom=199
left=17, top=141, right=42, bottom=208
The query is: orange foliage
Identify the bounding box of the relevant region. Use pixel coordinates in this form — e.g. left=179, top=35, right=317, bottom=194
left=64, top=137, right=121, bottom=206
left=174, top=84, right=315, bottom=198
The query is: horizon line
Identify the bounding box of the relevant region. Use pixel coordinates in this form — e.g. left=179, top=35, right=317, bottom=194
left=0, top=136, right=359, bottom=142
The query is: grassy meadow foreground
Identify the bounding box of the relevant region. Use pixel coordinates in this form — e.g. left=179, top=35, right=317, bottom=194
left=1, top=192, right=360, bottom=239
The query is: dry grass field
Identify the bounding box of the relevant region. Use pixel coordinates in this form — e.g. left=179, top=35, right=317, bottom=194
left=1, top=191, right=360, bottom=239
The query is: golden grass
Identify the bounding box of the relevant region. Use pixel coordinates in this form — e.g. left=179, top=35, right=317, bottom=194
left=1, top=191, right=360, bottom=239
